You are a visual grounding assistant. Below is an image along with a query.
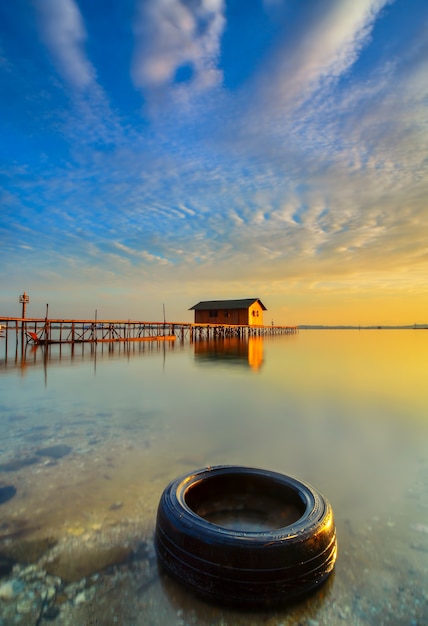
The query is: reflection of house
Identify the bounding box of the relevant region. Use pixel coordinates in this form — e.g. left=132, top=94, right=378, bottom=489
left=248, top=336, right=264, bottom=370
left=194, top=337, right=264, bottom=371
left=190, top=299, right=267, bottom=326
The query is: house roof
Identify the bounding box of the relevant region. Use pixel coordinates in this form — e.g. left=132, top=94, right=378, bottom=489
left=190, top=298, right=267, bottom=311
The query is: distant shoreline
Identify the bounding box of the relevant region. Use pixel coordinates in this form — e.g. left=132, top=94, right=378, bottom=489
left=298, top=325, right=428, bottom=330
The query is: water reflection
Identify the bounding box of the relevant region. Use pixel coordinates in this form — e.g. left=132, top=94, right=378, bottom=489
left=0, top=331, right=427, bottom=625
left=193, top=336, right=264, bottom=370
left=1, top=335, right=265, bottom=375
left=0, top=337, right=179, bottom=376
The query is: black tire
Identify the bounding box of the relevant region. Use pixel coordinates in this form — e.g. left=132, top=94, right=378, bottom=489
left=155, top=465, right=337, bottom=607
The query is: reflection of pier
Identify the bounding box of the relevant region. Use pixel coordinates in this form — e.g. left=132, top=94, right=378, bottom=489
left=0, top=331, right=179, bottom=381
left=0, top=319, right=298, bottom=377
left=0, top=317, right=298, bottom=349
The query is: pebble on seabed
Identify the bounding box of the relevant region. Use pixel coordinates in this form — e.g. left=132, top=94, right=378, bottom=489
left=16, top=597, right=34, bottom=614
left=0, top=580, right=18, bottom=600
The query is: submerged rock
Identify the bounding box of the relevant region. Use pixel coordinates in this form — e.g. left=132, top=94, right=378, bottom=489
left=35, top=445, right=72, bottom=459
left=0, top=457, right=39, bottom=472
left=0, top=536, right=57, bottom=564
left=45, top=545, right=132, bottom=582
left=0, top=485, right=16, bottom=505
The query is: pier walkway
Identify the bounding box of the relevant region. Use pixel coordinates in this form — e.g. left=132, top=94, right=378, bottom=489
left=0, top=317, right=298, bottom=347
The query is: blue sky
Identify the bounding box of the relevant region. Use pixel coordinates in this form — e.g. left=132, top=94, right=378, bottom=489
left=1, top=0, right=427, bottom=325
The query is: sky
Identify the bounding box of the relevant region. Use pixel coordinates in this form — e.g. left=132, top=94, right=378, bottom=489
left=1, top=0, right=427, bottom=326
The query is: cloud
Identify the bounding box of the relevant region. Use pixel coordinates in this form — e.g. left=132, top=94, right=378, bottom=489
left=132, top=0, right=226, bottom=96
left=258, top=0, right=392, bottom=111
left=213, top=1, right=394, bottom=162
left=113, top=242, right=172, bottom=266
left=33, top=0, right=95, bottom=90
left=3, top=0, right=426, bottom=305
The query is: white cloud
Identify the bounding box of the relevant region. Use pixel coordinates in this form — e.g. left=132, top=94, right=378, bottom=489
left=33, top=0, right=95, bottom=90
left=113, top=242, right=171, bottom=266
left=132, top=0, right=225, bottom=94
left=257, top=0, right=391, bottom=112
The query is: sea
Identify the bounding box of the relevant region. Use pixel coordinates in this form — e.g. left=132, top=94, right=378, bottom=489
left=0, top=329, right=427, bottom=625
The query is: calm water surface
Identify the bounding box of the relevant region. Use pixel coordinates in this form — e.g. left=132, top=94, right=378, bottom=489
left=0, top=330, right=427, bottom=625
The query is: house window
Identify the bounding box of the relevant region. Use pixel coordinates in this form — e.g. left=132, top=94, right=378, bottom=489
left=209, top=310, right=218, bottom=318
left=224, top=311, right=230, bottom=318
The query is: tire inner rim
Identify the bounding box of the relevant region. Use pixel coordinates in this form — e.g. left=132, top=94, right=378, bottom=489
left=184, top=472, right=307, bottom=532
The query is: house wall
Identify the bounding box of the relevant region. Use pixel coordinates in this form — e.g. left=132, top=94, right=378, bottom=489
left=194, top=310, right=216, bottom=324
left=194, top=303, right=264, bottom=326
left=194, top=308, right=244, bottom=324
left=248, top=301, right=264, bottom=326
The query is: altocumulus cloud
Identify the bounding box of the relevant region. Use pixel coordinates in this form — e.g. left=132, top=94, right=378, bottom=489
left=0, top=0, right=427, bottom=321
left=33, top=0, right=95, bottom=90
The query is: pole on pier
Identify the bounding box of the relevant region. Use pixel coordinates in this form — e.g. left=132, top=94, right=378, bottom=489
left=19, top=291, right=30, bottom=319
left=19, top=292, right=30, bottom=345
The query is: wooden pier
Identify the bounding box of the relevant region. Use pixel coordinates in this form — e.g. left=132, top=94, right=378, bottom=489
left=0, top=316, right=298, bottom=348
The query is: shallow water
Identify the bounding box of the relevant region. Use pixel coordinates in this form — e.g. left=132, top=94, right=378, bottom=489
left=0, top=330, right=427, bottom=625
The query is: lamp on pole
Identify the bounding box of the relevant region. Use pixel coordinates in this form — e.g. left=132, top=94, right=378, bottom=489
left=19, top=292, right=30, bottom=318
